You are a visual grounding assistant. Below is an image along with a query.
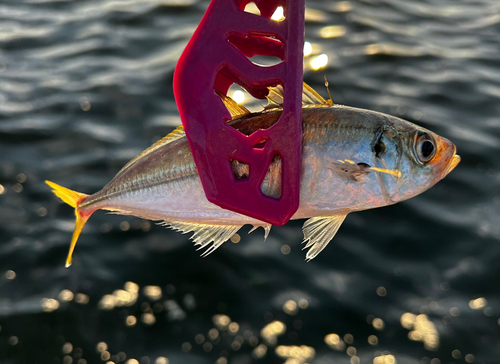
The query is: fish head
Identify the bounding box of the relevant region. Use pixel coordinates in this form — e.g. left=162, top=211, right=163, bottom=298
left=378, top=117, right=460, bottom=203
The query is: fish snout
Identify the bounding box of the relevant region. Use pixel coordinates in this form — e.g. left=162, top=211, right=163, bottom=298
left=446, top=153, right=460, bottom=175
left=430, top=135, right=459, bottom=179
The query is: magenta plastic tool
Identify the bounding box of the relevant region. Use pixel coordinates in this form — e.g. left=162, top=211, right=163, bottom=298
left=174, top=0, right=305, bottom=226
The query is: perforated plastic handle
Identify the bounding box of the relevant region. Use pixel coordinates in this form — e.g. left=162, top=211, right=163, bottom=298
left=174, top=0, right=305, bottom=226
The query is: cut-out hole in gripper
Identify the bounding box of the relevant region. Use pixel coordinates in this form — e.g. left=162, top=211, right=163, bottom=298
left=226, top=84, right=263, bottom=113
left=261, top=154, right=282, bottom=199
left=227, top=33, right=285, bottom=66
left=230, top=159, right=250, bottom=180
left=270, top=6, right=286, bottom=21
left=252, top=139, right=268, bottom=149
left=243, top=2, right=260, bottom=15
left=238, top=1, right=286, bottom=21
left=248, top=55, right=283, bottom=67
left=220, top=81, right=283, bottom=134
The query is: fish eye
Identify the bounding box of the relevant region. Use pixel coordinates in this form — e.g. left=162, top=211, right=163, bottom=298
left=414, top=131, right=436, bottom=164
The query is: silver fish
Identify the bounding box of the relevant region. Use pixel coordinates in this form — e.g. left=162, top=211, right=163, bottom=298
left=46, top=83, right=460, bottom=267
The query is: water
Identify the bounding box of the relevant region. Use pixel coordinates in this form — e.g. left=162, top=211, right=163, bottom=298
left=1, top=0, right=500, bottom=363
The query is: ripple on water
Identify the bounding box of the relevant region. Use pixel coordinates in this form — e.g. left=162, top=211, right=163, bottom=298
left=1, top=0, right=500, bottom=362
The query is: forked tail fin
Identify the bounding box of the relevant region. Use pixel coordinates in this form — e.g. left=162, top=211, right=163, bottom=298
left=45, top=180, right=92, bottom=268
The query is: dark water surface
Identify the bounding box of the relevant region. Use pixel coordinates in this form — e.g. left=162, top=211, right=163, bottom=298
left=1, top=0, right=500, bottom=363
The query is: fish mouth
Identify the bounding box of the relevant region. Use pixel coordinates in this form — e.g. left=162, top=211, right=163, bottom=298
left=446, top=153, right=461, bottom=175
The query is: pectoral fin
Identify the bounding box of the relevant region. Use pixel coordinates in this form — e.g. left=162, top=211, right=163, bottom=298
left=162, top=221, right=242, bottom=257
left=329, top=160, right=401, bottom=181
left=302, top=214, right=347, bottom=261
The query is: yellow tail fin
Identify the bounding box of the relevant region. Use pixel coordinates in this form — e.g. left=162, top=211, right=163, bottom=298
left=45, top=181, right=91, bottom=268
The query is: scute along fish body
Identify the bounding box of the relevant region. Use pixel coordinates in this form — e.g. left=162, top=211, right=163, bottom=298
left=46, top=83, right=460, bottom=266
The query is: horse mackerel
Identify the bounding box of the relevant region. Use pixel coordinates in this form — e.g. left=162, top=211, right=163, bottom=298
left=46, top=84, right=460, bottom=267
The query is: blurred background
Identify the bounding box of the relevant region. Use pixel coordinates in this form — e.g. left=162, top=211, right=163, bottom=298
left=1, top=0, right=499, bottom=363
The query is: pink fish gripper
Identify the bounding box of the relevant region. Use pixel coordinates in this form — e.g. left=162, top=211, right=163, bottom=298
left=174, top=0, right=305, bottom=226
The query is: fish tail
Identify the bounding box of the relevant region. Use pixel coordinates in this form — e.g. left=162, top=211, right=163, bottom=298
left=45, top=180, right=93, bottom=268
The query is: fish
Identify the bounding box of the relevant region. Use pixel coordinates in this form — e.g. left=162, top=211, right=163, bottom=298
left=46, top=83, right=460, bottom=267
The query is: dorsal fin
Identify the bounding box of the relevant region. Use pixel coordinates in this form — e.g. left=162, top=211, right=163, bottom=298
left=117, top=125, right=186, bottom=175
left=265, top=85, right=285, bottom=109
left=265, top=82, right=333, bottom=110
left=302, top=82, right=333, bottom=107
left=217, top=91, right=251, bottom=120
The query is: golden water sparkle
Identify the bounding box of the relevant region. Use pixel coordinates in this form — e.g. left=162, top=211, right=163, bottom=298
left=401, top=313, right=439, bottom=350
left=469, top=297, right=487, bottom=309
left=261, top=321, right=286, bottom=345
left=59, top=289, right=74, bottom=301
left=373, top=354, right=396, bottom=364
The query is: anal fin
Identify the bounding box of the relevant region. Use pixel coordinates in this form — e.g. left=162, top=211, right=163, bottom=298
left=162, top=220, right=243, bottom=256
left=302, top=214, right=347, bottom=261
